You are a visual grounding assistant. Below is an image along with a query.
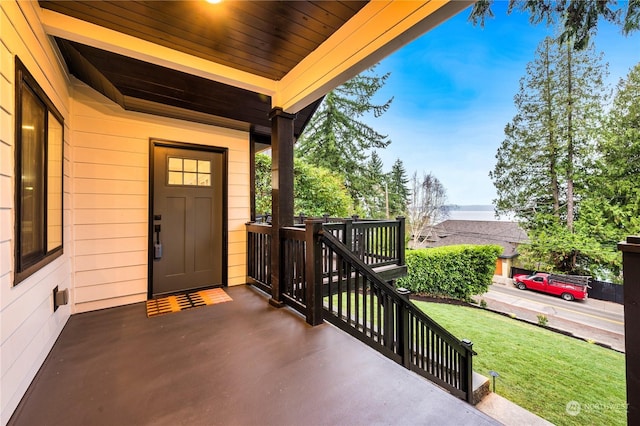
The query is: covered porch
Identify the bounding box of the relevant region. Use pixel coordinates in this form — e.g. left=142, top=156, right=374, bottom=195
left=8, top=285, right=496, bottom=425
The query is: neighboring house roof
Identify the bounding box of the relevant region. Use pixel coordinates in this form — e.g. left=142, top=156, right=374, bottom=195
left=413, top=220, right=530, bottom=258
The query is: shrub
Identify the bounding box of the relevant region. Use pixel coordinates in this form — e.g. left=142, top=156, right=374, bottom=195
left=398, top=244, right=502, bottom=300
left=537, top=314, right=548, bottom=326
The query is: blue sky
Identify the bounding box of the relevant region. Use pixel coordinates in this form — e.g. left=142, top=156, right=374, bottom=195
left=367, top=3, right=640, bottom=206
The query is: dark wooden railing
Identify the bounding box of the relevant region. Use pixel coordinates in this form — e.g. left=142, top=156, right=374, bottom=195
left=246, top=218, right=473, bottom=402
left=325, top=219, right=405, bottom=268
left=317, top=229, right=475, bottom=403
left=246, top=216, right=405, bottom=292
left=280, top=226, right=307, bottom=314
left=246, top=223, right=272, bottom=293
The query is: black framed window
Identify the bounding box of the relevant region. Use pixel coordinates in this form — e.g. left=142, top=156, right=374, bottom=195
left=14, top=57, right=63, bottom=284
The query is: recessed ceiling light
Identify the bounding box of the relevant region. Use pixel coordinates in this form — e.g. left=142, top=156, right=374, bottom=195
left=206, top=0, right=221, bottom=4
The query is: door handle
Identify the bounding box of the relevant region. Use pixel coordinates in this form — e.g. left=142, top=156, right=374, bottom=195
left=154, top=223, right=163, bottom=260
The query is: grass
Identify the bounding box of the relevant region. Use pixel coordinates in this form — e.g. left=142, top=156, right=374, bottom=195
left=412, top=300, right=626, bottom=426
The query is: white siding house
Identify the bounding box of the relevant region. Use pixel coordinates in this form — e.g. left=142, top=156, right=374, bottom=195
left=2, top=2, right=73, bottom=420
left=1, top=2, right=251, bottom=421
left=0, top=1, right=475, bottom=423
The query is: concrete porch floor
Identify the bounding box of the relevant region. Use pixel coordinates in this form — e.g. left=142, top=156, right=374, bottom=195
left=8, top=285, right=498, bottom=425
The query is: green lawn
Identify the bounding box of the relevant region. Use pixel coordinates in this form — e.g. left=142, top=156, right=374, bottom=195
left=412, top=301, right=626, bottom=425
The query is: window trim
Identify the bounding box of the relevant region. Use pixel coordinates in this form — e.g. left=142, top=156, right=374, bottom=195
left=14, top=57, right=64, bottom=285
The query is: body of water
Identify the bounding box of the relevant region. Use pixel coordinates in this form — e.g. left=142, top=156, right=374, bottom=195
left=447, top=210, right=514, bottom=222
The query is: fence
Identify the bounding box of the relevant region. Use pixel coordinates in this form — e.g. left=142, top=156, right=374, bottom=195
left=589, top=279, right=624, bottom=304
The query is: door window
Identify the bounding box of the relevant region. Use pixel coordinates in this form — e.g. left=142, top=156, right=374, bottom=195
left=167, top=157, right=211, bottom=186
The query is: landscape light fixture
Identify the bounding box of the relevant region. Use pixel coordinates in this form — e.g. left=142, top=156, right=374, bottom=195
left=489, top=370, right=500, bottom=393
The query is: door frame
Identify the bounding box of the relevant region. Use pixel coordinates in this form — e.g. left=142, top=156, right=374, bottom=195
left=148, top=139, right=228, bottom=298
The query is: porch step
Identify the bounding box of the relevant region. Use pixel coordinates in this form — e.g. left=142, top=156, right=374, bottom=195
left=476, top=393, right=553, bottom=425
left=472, top=372, right=491, bottom=405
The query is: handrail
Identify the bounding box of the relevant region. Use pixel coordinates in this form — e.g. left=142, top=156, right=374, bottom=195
left=320, top=230, right=468, bottom=352
left=247, top=219, right=473, bottom=402
left=323, top=217, right=405, bottom=268
left=319, top=229, right=474, bottom=403
left=279, top=226, right=307, bottom=313
left=246, top=222, right=272, bottom=293
left=247, top=217, right=405, bottom=282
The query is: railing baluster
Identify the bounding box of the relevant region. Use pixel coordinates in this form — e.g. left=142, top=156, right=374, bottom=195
left=337, top=258, right=343, bottom=319
left=354, top=270, right=360, bottom=329
left=348, top=262, right=354, bottom=324
left=362, top=278, right=367, bottom=335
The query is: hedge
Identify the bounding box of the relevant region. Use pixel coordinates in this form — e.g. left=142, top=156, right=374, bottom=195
left=397, top=244, right=503, bottom=300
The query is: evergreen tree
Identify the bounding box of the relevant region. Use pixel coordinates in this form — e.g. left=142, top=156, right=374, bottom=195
left=557, top=41, right=607, bottom=230
left=492, top=37, right=562, bottom=225
left=491, top=36, right=608, bottom=274
left=387, top=158, right=410, bottom=218
left=577, top=63, right=640, bottom=280
left=469, top=1, right=640, bottom=50
left=295, top=66, right=393, bottom=211
left=362, top=151, right=386, bottom=218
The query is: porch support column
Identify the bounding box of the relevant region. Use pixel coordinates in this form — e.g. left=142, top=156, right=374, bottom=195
left=619, top=236, right=640, bottom=425
left=269, top=107, right=296, bottom=307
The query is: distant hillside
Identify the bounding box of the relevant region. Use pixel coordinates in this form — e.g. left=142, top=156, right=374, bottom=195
left=446, top=205, right=494, bottom=212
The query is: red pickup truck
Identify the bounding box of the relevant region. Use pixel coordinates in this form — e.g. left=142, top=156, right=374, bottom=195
left=513, top=272, right=589, bottom=301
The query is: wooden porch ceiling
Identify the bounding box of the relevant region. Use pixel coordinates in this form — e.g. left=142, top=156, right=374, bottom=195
left=40, top=1, right=368, bottom=81
left=38, top=1, right=472, bottom=136
left=39, top=0, right=365, bottom=136
left=53, top=38, right=321, bottom=137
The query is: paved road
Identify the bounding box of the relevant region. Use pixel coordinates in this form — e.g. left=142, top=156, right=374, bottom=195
left=479, top=282, right=625, bottom=352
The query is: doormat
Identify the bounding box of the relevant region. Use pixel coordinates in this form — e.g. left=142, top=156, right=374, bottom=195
left=146, top=288, right=232, bottom=318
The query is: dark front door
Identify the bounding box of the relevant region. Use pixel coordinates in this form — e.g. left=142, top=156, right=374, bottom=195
left=151, top=143, right=225, bottom=297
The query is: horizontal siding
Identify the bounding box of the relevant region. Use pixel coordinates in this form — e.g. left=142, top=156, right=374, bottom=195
left=73, top=146, right=147, bottom=167
left=0, top=72, right=11, bottom=117
left=73, top=194, right=147, bottom=209
left=74, top=162, right=147, bottom=181
left=75, top=279, right=147, bottom=305
left=74, top=238, right=147, bottom=255
left=74, top=178, right=147, bottom=195
left=75, top=265, right=147, bottom=288
left=73, top=209, right=148, bottom=225
left=0, top=2, right=72, bottom=423
left=72, top=131, right=148, bottom=153
left=228, top=194, right=251, bottom=209
left=0, top=174, right=10, bottom=211
left=1, top=262, right=70, bottom=376
left=74, top=223, right=146, bottom=241
left=229, top=229, right=247, bottom=242
left=75, top=251, right=147, bottom=272
left=0, top=209, right=10, bottom=243
left=1, top=104, right=11, bottom=144
left=71, top=82, right=250, bottom=306
left=74, top=294, right=145, bottom=314
left=229, top=218, right=250, bottom=231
